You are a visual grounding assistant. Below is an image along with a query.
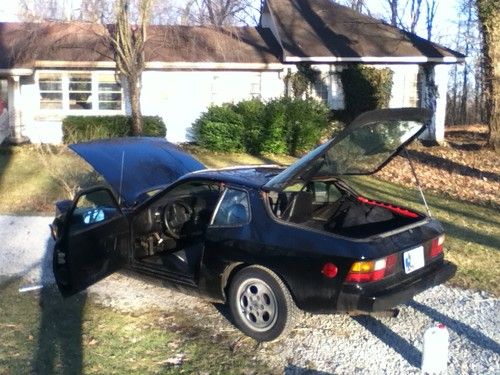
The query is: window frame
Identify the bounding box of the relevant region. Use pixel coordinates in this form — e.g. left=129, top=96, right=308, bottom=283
left=37, top=70, right=124, bottom=114
left=68, top=72, right=93, bottom=111
left=38, top=72, right=64, bottom=110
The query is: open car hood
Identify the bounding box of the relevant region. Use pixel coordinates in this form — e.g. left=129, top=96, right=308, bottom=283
left=264, top=108, right=432, bottom=191
left=70, top=137, right=206, bottom=206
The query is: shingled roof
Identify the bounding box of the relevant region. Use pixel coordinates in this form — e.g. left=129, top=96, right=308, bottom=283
left=0, top=22, right=281, bottom=69
left=265, top=0, right=465, bottom=63
left=0, top=1, right=463, bottom=71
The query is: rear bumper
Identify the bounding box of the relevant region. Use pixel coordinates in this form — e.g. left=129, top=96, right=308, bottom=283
left=336, top=260, right=457, bottom=312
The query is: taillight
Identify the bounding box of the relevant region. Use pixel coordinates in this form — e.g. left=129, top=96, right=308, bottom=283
left=430, top=235, right=445, bottom=258
left=345, top=254, right=398, bottom=283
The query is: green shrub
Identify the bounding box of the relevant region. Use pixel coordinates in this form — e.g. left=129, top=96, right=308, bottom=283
left=192, top=98, right=330, bottom=156
left=260, top=99, right=288, bottom=154
left=340, top=65, right=394, bottom=122
left=281, top=97, right=330, bottom=155
left=62, top=115, right=166, bottom=144
left=234, top=99, right=266, bottom=154
left=192, top=105, right=244, bottom=152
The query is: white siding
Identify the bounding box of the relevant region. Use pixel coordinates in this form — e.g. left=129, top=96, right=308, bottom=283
left=141, top=70, right=283, bottom=143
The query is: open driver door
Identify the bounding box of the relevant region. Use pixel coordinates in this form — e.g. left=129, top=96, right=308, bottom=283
left=53, top=187, right=129, bottom=297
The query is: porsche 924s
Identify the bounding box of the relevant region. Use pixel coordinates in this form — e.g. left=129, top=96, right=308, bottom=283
left=51, top=108, right=456, bottom=341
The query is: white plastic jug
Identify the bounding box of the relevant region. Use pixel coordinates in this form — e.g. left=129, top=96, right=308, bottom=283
left=421, top=323, right=449, bottom=374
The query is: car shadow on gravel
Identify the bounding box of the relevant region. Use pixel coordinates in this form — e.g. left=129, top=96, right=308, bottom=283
left=408, top=300, right=500, bottom=354
left=351, top=315, right=421, bottom=368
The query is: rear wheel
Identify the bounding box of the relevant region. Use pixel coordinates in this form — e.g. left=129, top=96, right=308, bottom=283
left=228, top=265, right=298, bottom=342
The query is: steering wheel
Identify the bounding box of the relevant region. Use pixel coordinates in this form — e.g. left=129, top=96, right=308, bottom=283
left=163, top=201, right=193, bottom=239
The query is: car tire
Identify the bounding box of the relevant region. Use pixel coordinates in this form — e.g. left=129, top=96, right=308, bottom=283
left=228, top=265, right=298, bottom=342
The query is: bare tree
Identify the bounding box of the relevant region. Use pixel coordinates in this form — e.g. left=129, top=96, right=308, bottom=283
left=384, top=0, right=423, bottom=34
left=19, top=0, right=72, bottom=21
left=108, top=0, right=154, bottom=136
left=425, top=0, right=438, bottom=40
left=386, top=0, right=399, bottom=27
left=79, top=0, right=115, bottom=23
left=476, top=0, right=500, bottom=151
left=459, top=3, right=474, bottom=124
left=409, top=0, right=423, bottom=33
left=181, top=0, right=257, bottom=26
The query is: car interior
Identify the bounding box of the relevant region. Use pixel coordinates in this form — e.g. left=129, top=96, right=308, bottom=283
left=267, top=179, right=423, bottom=238
left=132, top=181, right=222, bottom=275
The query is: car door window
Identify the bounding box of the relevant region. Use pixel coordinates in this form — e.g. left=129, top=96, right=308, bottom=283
left=310, top=181, right=342, bottom=204
left=70, top=189, right=120, bottom=232
left=212, top=188, right=250, bottom=227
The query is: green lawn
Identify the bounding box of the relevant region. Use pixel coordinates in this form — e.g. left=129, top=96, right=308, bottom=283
left=0, top=145, right=498, bottom=295
left=0, top=276, right=271, bottom=374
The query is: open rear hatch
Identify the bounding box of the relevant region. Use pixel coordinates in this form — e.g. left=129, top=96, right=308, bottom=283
left=264, top=108, right=431, bottom=191
left=265, top=108, right=432, bottom=239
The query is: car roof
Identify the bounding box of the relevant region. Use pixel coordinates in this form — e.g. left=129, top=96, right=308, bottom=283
left=181, top=165, right=285, bottom=189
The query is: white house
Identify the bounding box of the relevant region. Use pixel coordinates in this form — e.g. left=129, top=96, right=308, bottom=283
left=0, top=0, right=464, bottom=145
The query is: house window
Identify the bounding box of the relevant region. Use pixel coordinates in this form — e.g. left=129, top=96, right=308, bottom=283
left=313, top=74, right=329, bottom=103
left=250, top=74, right=262, bottom=99
left=330, top=73, right=345, bottom=110
left=98, top=74, right=122, bottom=110
left=310, top=73, right=345, bottom=110
left=405, top=72, right=419, bottom=107
left=69, top=73, right=92, bottom=110
left=211, top=75, right=221, bottom=104
left=39, top=73, right=63, bottom=109
left=38, top=71, right=122, bottom=112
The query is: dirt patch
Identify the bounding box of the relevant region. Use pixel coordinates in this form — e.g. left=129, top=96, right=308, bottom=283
left=375, top=124, right=500, bottom=209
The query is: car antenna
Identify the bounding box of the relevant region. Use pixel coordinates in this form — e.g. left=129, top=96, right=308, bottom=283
left=118, top=151, right=125, bottom=205
left=403, top=148, right=432, bottom=217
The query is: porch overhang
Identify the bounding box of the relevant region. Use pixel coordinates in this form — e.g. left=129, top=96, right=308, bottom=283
left=0, top=68, right=34, bottom=77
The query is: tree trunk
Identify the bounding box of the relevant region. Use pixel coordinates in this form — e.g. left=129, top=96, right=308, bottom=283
left=128, top=76, right=143, bottom=136
left=477, top=0, right=500, bottom=151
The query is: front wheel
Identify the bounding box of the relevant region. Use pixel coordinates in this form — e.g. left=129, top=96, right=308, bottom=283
left=228, top=266, right=298, bottom=342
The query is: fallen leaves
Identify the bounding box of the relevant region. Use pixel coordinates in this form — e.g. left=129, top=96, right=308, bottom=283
left=376, top=125, right=500, bottom=209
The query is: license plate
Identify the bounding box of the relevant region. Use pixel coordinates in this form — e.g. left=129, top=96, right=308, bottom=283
left=403, top=246, right=425, bottom=274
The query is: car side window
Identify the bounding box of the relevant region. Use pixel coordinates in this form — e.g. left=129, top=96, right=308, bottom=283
left=310, top=181, right=342, bottom=204
left=212, top=188, right=250, bottom=227
left=70, top=189, right=120, bottom=232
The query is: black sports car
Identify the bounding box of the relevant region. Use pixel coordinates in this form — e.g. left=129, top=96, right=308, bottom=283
left=51, top=108, right=456, bottom=341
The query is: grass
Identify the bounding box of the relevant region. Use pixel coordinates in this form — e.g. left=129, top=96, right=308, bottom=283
left=0, top=276, right=271, bottom=374
left=0, top=144, right=498, bottom=296
left=0, top=146, right=94, bottom=215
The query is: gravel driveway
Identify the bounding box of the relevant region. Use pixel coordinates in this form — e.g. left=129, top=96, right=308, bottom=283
left=1, top=215, right=499, bottom=374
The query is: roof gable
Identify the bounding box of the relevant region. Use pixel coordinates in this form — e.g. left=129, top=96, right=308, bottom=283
left=265, top=0, right=465, bottom=63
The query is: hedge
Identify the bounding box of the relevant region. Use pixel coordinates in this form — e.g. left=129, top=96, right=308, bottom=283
left=62, top=115, right=166, bottom=144
left=192, top=98, right=330, bottom=156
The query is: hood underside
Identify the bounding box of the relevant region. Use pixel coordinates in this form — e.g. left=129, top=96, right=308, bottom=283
left=70, top=137, right=206, bottom=206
